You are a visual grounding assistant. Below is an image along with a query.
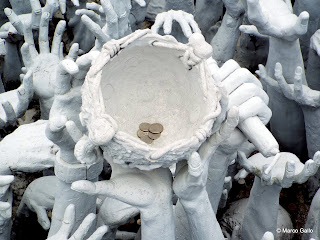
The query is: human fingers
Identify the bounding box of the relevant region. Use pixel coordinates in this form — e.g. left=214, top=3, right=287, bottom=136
left=281, top=160, right=295, bottom=188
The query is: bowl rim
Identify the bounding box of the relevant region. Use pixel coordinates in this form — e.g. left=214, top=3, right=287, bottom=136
left=80, top=29, right=222, bottom=164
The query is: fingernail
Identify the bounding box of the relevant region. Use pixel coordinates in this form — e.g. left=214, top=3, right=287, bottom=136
left=190, top=152, right=201, bottom=168
left=4, top=8, right=12, bottom=16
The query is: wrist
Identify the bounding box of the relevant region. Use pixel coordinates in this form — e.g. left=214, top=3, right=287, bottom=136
left=252, top=177, right=282, bottom=202
left=179, top=189, right=209, bottom=214
left=225, top=11, right=243, bottom=25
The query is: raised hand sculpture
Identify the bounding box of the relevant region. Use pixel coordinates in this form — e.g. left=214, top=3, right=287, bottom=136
left=258, top=62, right=320, bottom=159
left=205, top=57, right=277, bottom=212
left=73, top=0, right=146, bottom=69
left=45, top=44, right=105, bottom=235
left=69, top=21, right=280, bottom=240
left=20, top=12, right=80, bottom=119
left=76, top=0, right=146, bottom=42
left=0, top=0, right=60, bottom=86
left=173, top=109, right=240, bottom=240
left=259, top=58, right=320, bottom=198
left=151, top=9, right=201, bottom=43
left=210, top=0, right=245, bottom=66
left=293, top=0, right=320, bottom=62
left=238, top=151, right=320, bottom=240
left=241, top=0, right=309, bottom=157
left=0, top=70, right=33, bottom=129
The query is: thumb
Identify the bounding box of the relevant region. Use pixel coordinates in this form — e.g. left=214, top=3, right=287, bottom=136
left=71, top=180, right=98, bottom=195
left=32, top=204, right=51, bottom=230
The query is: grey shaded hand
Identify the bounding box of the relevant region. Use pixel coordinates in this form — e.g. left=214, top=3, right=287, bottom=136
left=240, top=0, right=309, bottom=41
left=76, top=0, right=146, bottom=49
left=0, top=69, right=33, bottom=128
left=17, top=176, right=57, bottom=230
left=237, top=151, right=320, bottom=187
left=257, top=63, right=320, bottom=107
left=151, top=10, right=201, bottom=38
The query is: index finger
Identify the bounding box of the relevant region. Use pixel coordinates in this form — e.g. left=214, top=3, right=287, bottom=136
left=101, top=0, right=118, bottom=26
left=174, top=11, right=192, bottom=38
left=282, top=160, right=295, bottom=188
left=4, top=8, right=24, bottom=34
left=58, top=0, right=66, bottom=14
left=30, top=0, right=42, bottom=29
left=274, top=63, right=294, bottom=99
left=151, top=12, right=166, bottom=34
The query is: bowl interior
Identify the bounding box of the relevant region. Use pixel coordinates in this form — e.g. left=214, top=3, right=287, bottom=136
left=100, top=40, right=210, bottom=148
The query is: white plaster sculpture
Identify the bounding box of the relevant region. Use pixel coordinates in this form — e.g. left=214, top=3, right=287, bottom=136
left=257, top=32, right=320, bottom=197
left=69, top=0, right=147, bottom=52
left=0, top=1, right=147, bottom=238
left=258, top=63, right=319, bottom=159
left=293, top=0, right=320, bottom=62
left=0, top=0, right=59, bottom=86
left=238, top=151, right=320, bottom=239
left=256, top=30, right=320, bottom=161
left=1, top=6, right=280, bottom=239
left=69, top=24, right=277, bottom=240
left=1, top=1, right=320, bottom=240
left=210, top=0, right=245, bottom=66
left=240, top=0, right=309, bottom=157
left=0, top=70, right=33, bottom=128
left=17, top=176, right=57, bottom=230
left=0, top=120, right=56, bottom=175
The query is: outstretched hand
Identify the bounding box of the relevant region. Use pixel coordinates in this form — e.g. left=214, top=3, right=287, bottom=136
left=0, top=70, right=33, bottom=128
left=0, top=0, right=63, bottom=38
left=257, top=63, right=320, bottom=107
left=76, top=0, right=146, bottom=49
left=173, top=107, right=239, bottom=202
left=237, top=151, right=320, bottom=187
left=240, top=0, right=309, bottom=41
left=151, top=10, right=201, bottom=38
